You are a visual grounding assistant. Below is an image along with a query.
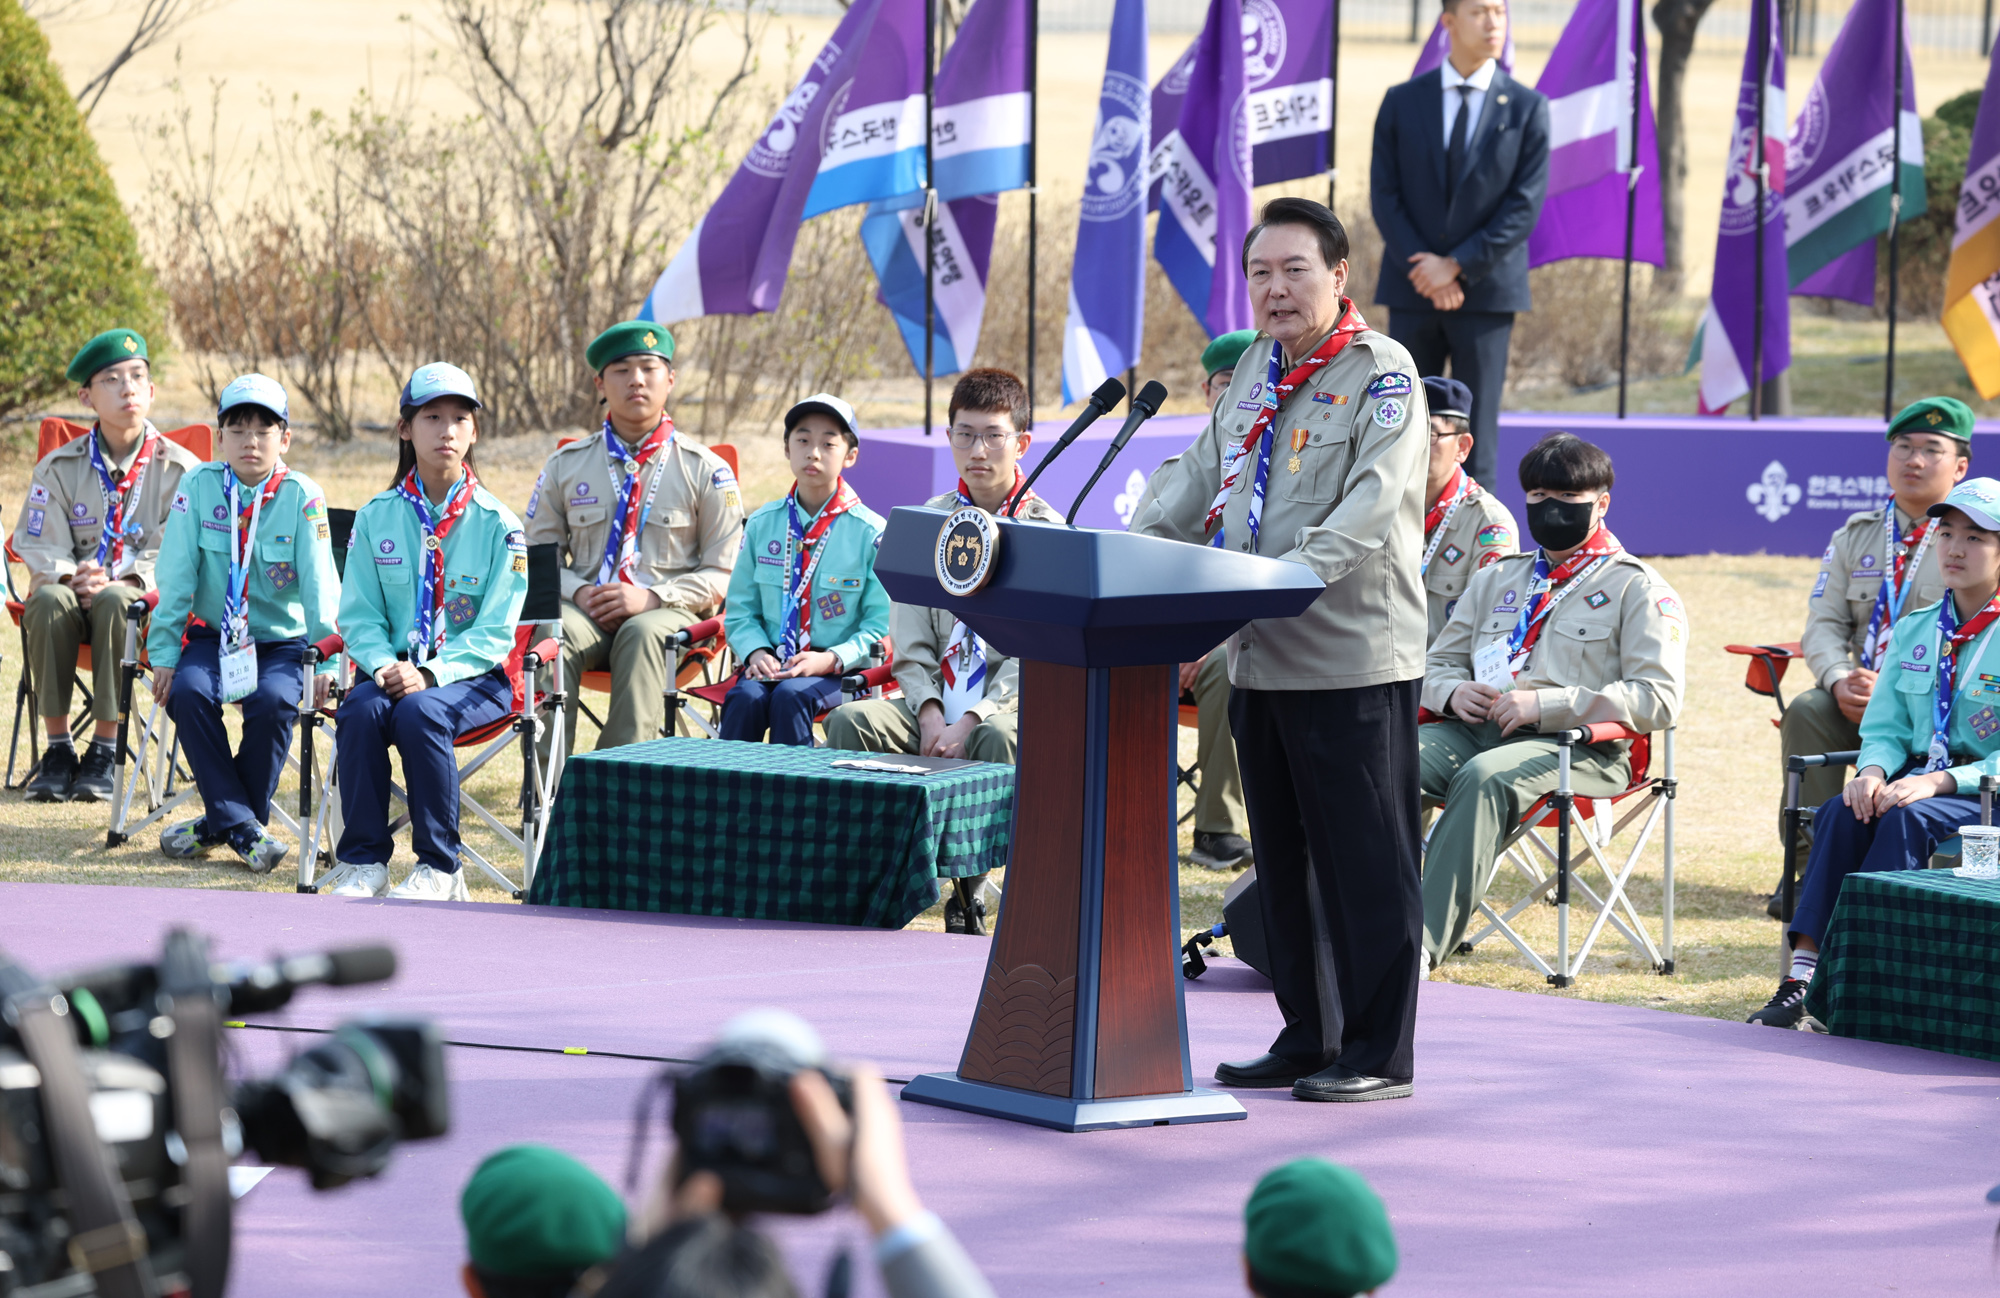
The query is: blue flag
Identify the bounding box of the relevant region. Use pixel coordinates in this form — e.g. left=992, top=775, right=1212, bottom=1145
left=1062, top=0, right=1149, bottom=402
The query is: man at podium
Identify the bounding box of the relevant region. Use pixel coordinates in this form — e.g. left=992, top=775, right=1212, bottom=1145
left=1132, top=198, right=1429, bottom=1103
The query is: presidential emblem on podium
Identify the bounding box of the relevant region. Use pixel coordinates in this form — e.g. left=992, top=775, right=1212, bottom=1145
left=934, top=506, right=1001, bottom=596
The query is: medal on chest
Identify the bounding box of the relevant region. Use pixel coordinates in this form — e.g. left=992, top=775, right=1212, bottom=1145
left=1287, top=427, right=1307, bottom=475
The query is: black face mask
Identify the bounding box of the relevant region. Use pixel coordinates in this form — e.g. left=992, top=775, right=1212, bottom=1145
left=1526, top=497, right=1597, bottom=552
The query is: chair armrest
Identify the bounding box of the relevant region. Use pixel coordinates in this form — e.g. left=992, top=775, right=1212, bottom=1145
left=676, top=616, right=724, bottom=647
left=841, top=662, right=897, bottom=692
left=1724, top=642, right=1802, bottom=659
left=307, top=633, right=346, bottom=665
left=522, top=637, right=561, bottom=670
left=1558, top=722, right=1645, bottom=746
left=1787, top=749, right=1861, bottom=772
left=126, top=589, right=161, bottom=619
left=1418, top=707, right=1440, bottom=724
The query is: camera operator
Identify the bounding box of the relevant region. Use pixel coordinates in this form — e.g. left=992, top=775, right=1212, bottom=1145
left=602, top=1012, right=992, bottom=1298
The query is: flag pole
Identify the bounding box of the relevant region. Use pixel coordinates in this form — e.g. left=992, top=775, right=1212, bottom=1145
left=1027, top=0, right=1040, bottom=427
left=1885, top=0, right=1906, bottom=422
left=1617, top=0, right=1640, bottom=419
left=1326, top=0, right=1340, bottom=209
left=923, top=0, right=938, bottom=437
left=1750, top=0, right=1768, bottom=422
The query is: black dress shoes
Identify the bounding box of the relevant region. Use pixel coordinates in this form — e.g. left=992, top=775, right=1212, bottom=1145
left=1291, top=1064, right=1413, bottom=1102
left=1213, top=1053, right=1316, bottom=1088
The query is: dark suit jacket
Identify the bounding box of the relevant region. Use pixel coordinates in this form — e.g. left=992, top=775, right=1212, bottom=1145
left=1369, top=67, right=1550, bottom=315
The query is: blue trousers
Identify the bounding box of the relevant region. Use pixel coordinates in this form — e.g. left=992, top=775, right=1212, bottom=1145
left=335, top=667, right=512, bottom=873
left=718, top=674, right=843, bottom=746
left=1792, top=785, right=1982, bottom=943
left=167, top=633, right=306, bottom=838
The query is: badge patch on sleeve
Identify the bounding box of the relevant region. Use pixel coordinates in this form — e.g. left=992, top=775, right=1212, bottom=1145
left=1811, top=571, right=1828, bottom=598
left=525, top=471, right=544, bottom=520
left=265, top=561, right=297, bottom=590
left=171, top=491, right=188, bottom=514
left=1477, top=550, right=1504, bottom=569
left=505, top=529, right=527, bottom=551
left=816, top=591, right=846, bottom=621
left=25, top=508, right=43, bottom=537
left=1476, top=525, right=1512, bottom=549
left=1372, top=398, right=1407, bottom=429
left=712, top=468, right=738, bottom=491
left=1657, top=594, right=1684, bottom=622
left=1585, top=590, right=1610, bottom=609
left=27, top=484, right=48, bottom=506
left=445, top=593, right=478, bottom=628
left=1441, top=544, right=1464, bottom=566
left=1366, top=373, right=1413, bottom=400
left=302, top=497, right=326, bottom=522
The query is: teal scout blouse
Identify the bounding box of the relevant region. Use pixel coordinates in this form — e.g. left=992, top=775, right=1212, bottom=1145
left=1857, top=597, right=2000, bottom=793
left=147, top=462, right=340, bottom=671
left=724, top=492, right=891, bottom=672
left=338, top=479, right=528, bottom=686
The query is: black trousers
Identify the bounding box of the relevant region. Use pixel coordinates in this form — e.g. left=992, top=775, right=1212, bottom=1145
left=1228, top=680, right=1423, bottom=1080
left=1388, top=307, right=1515, bottom=486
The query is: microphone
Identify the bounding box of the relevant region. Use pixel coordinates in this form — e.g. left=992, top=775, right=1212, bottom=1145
left=216, top=944, right=399, bottom=1014
left=1066, top=381, right=1170, bottom=526
left=1004, top=377, right=1126, bottom=517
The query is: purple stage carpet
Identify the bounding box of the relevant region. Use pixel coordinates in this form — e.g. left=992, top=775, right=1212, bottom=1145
left=3, top=882, right=1995, bottom=1295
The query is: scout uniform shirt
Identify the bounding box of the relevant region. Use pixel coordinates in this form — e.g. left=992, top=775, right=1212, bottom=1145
left=725, top=490, right=892, bottom=671
left=1130, top=323, right=1429, bottom=691
left=15, top=425, right=201, bottom=595
left=1422, top=477, right=1518, bottom=644
left=338, top=479, right=529, bottom=685
left=1422, top=548, right=1687, bottom=734
left=891, top=490, right=1064, bottom=719
left=1856, top=598, right=2000, bottom=791
left=522, top=429, right=745, bottom=613
left=146, top=463, right=340, bottom=669
left=1802, top=503, right=1948, bottom=691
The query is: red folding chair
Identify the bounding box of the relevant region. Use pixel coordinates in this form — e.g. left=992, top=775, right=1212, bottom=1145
left=683, top=638, right=897, bottom=742
left=1725, top=641, right=1804, bottom=727
left=1423, top=715, right=1679, bottom=986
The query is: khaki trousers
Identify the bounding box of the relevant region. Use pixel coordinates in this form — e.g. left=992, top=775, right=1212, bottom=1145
left=1189, top=651, right=1246, bottom=836
left=1776, top=685, right=1861, bottom=864
left=823, top=696, right=1019, bottom=765
left=23, top=582, right=141, bottom=725
left=1418, top=719, right=1631, bottom=968
left=555, top=601, right=698, bottom=751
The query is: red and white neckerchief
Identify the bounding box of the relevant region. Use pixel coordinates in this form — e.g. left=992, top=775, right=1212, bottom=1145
left=1420, top=468, right=1480, bottom=576
left=598, top=414, right=675, bottom=586
left=393, top=465, right=477, bottom=663
left=780, top=478, right=861, bottom=658
left=1861, top=510, right=1937, bottom=671
left=87, top=423, right=161, bottom=577
left=1503, top=525, right=1623, bottom=674
left=938, top=475, right=1033, bottom=716
left=1204, top=301, right=1370, bottom=548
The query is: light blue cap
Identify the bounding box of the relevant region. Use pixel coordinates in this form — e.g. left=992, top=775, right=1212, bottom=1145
left=399, top=362, right=482, bottom=418
left=1928, top=477, right=2000, bottom=531
left=217, top=373, right=289, bottom=423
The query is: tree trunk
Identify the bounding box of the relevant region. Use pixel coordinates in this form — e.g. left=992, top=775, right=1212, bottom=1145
left=1651, top=0, right=1719, bottom=294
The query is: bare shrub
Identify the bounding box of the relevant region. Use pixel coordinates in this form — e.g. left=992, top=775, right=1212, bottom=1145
left=1507, top=259, right=1688, bottom=392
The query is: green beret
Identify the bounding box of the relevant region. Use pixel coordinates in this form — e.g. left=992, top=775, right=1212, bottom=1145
left=587, top=321, right=675, bottom=373
left=1201, top=329, right=1259, bottom=378
left=1887, top=396, right=1975, bottom=445
left=1245, top=1159, right=1397, bottom=1297
left=461, top=1145, right=626, bottom=1280
left=67, top=329, right=148, bottom=385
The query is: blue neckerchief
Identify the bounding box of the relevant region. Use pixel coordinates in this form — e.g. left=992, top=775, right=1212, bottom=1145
left=85, top=429, right=150, bottom=568
left=1210, top=342, right=1283, bottom=550
left=394, top=471, right=469, bottom=663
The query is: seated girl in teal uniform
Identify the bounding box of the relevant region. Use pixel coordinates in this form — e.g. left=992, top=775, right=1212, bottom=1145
left=1752, top=476, right=2000, bottom=1028
left=321, top=363, right=528, bottom=901
left=149, top=374, right=339, bottom=873
left=720, top=393, right=889, bottom=745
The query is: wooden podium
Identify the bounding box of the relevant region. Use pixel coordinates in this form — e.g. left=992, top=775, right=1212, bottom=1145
left=876, top=506, right=1323, bottom=1131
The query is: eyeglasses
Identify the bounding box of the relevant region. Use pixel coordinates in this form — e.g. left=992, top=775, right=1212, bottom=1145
left=949, top=429, right=1018, bottom=451
left=1889, top=440, right=1962, bottom=464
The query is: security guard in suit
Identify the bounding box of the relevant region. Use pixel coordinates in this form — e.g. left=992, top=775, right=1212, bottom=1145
left=1776, top=396, right=1966, bottom=904
left=1418, top=376, right=1517, bottom=645
left=524, top=322, right=745, bottom=751
left=17, top=328, right=201, bottom=802
left=1419, top=433, right=1686, bottom=967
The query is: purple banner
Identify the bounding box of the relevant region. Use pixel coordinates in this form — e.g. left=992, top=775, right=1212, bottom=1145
left=847, top=413, right=1997, bottom=556
left=1528, top=0, right=1664, bottom=269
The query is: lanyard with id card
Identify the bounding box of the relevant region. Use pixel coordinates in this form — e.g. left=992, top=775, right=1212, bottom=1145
left=220, top=466, right=285, bottom=702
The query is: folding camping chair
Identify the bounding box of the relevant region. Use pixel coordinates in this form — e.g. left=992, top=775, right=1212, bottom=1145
left=1174, top=693, right=1202, bottom=825
left=678, top=638, right=897, bottom=743
left=294, top=542, right=568, bottom=899
left=1429, top=721, right=1680, bottom=986
left=7, top=418, right=213, bottom=790
left=1725, top=641, right=1805, bottom=727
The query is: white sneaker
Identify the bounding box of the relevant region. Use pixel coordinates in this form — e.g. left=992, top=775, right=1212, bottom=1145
left=387, top=864, right=468, bottom=901
left=321, top=860, right=389, bottom=898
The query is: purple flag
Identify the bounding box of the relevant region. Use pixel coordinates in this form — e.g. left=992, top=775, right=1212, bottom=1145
left=1527, top=0, right=1664, bottom=268
left=1411, top=18, right=1515, bottom=77
left=1695, top=0, right=1788, bottom=413
left=1153, top=0, right=1253, bottom=338
left=1148, top=0, right=1332, bottom=202
left=640, top=0, right=921, bottom=323
left=1786, top=0, right=1925, bottom=305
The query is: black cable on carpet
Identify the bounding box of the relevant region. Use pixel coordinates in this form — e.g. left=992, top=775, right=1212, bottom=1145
left=225, top=1021, right=917, bottom=1085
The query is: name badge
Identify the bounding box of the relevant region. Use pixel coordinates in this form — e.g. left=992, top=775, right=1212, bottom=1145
left=1473, top=638, right=1515, bottom=692
left=219, top=641, right=258, bottom=703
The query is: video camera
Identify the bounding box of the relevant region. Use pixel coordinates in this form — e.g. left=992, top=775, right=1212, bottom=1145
left=662, top=1010, right=852, bottom=1216
left=0, top=927, right=447, bottom=1298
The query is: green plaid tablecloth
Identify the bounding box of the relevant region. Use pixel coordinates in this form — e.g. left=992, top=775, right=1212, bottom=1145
left=529, top=739, right=1015, bottom=928
left=1804, top=869, right=2000, bottom=1062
